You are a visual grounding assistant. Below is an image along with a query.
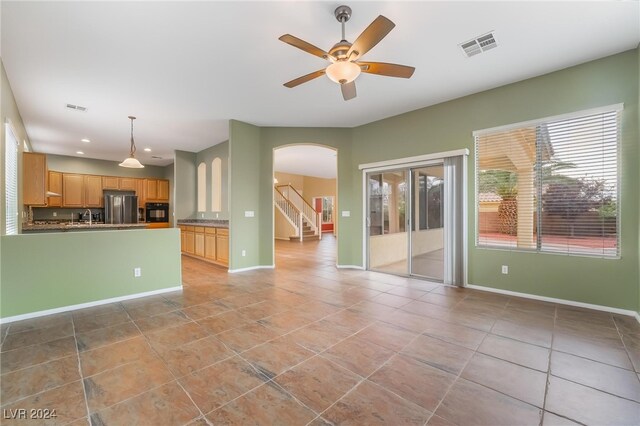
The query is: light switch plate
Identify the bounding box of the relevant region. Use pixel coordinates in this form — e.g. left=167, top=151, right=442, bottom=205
left=341, top=211, right=351, bottom=217
left=245, top=211, right=255, bottom=217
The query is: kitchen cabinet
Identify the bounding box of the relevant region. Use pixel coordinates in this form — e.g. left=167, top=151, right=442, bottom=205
left=84, top=176, right=103, bottom=207
left=47, top=171, right=62, bottom=207
left=62, top=174, right=84, bottom=207
left=146, top=179, right=158, bottom=201
left=145, top=178, right=170, bottom=202
left=62, top=174, right=103, bottom=208
left=158, top=180, right=169, bottom=201
left=204, top=229, right=216, bottom=261
left=179, top=225, right=228, bottom=267
left=194, top=227, right=205, bottom=257
left=119, top=178, right=137, bottom=191
left=23, top=152, right=47, bottom=206
left=136, top=179, right=146, bottom=208
left=216, top=228, right=229, bottom=264
left=102, top=176, right=119, bottom=190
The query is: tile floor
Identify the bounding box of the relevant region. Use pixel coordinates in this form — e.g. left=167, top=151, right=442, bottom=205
left=1, top=235, right=639, bottom=425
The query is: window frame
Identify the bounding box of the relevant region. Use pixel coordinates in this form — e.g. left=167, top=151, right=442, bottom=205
left=473, top=104, right=622, bottom=259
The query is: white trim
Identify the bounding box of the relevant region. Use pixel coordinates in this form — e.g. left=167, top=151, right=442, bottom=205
left=228, top=265, right=275, bottom=273
left=472, top=103, right=624, bottom=137
left=466, top=284, right=639, bottom=321
left=462, top=154, right=469, bottom=286
left=336, top=264, right=365, bottom=270
left=0, top=286, right=183, bottom=324
left=358, top=149, right=470, bottom=171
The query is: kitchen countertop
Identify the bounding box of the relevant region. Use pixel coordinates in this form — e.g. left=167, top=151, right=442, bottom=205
left=22, top=223, right=148, bottom=232
left=177, top=220, right=229, bottom=229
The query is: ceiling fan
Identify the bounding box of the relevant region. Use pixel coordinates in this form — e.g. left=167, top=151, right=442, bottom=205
left=279, top=5, right=415, bottom=101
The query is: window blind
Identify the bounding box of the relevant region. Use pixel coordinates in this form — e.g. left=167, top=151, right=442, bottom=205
left=5, top=124, right=18, bottom=235
left=475, top=108, right=620, bottom=258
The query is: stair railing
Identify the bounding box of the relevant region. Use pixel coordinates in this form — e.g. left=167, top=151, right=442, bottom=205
left=276, top=184, right=320, bottom=238
left=274, top=186, right=302, bottom=238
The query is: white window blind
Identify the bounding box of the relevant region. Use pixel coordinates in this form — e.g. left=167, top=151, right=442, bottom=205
left=476, top=108, right=620, bottom=258
left=5, top=124, right=19, bottom=235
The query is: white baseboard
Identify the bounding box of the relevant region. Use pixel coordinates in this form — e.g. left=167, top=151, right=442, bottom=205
left=336, top=264, right=365, bottom=270
left=466, top=284, right=640, bottom=321
left=274, top=237, right=290, bottom=241
left=0, top=285, right=183, bottom=324
left=228, top=265, right=275, bottom=273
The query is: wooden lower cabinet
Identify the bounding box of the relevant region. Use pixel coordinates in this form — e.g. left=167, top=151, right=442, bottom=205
left=180, top=225, right=228, bottom=267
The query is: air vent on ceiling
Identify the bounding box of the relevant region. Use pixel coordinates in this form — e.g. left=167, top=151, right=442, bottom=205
left=460, top=32, right=497, bottom=58
left=65, top=103, right=87, bottom=112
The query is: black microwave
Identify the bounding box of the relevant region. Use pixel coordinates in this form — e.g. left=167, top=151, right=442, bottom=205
left=146, top=203, right=169, bottom=223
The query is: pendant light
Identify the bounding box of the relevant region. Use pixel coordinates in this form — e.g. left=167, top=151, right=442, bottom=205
left=119, top=116, right=144, bottom=168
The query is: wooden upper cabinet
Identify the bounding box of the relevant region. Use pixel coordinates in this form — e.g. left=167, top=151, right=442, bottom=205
left=47, top=171, right=62, bottom=207
left=136, top=179, right=146, bottom=207
left=119, top=178, right=137, bottom=191
left=146, top=179, right=158, bottom=201
left=23, top=152, right=47, bottom=206
left=84, top=175, right=103, bottom=207
left=158, top=179, right=169, bottom=201
left=62, top=174, right=84, bottom=207
left=102, top=176, right=119, bottom=190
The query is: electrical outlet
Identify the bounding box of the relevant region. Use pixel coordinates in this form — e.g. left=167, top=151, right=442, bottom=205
left=501, top=265, right=508, bottom=274
left=53, top=212, right=57, bottom=217
left=216, top=213, right=219, bottom=218
left=134, top=267, right=141, bottom=278
left=241, top=250, right=246, bottom=257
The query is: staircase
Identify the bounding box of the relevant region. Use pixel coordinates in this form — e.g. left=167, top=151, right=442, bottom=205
left=274, top=184, right=321, bottom=242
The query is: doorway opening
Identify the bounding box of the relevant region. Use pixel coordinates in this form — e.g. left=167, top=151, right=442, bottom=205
left=273, top=145, right=338, bottom=267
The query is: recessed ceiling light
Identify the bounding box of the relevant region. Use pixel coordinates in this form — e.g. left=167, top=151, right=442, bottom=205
left=81, top=138, right=90, bottom=143
left=144, top=148, right=151, bottom=152
left=76, top=151, right=84, bottom=155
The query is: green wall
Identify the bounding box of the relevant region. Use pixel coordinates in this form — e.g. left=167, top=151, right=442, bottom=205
left=46, top=154, right=167, bottom=178
left=228, top=49, right=639, bottom=311
left=195, top=141, right=229, bottom=220
left=351, top=49, right=638, bottom=311
left=228, top=121, right=262, bottom=270
left=174, top=150, right=197, bottom=222
left=1, top=229, right=181, bottom=318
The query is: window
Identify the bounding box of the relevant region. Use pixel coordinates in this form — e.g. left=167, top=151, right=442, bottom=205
left=211, top=157, right=222, bottom=212
left=197, top=162, right=206, bottom=212
left=5, top=124, right=18, bottom=235
left=475, top=107, right=620, bottom=257
left=417, top=173, right=443, bottom=230
left=321, top=196, right=333, bottom=223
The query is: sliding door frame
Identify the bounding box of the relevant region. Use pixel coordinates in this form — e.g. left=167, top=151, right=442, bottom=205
left=359, top=149, right=469, bottom=285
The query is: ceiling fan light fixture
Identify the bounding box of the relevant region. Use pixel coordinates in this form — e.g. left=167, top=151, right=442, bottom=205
left=119, top=116, right=145, bottom=169
left=326, top=60, right=361, bottom=84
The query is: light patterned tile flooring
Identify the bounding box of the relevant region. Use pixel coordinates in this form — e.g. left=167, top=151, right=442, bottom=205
left=1, top=235, right=639, bottom=425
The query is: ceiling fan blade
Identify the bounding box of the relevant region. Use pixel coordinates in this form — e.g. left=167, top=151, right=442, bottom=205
left=283, top=70, right=326, bottom=88
left=341, top=81, right=357, bottom=101
left=279, top=34, right=330, bottom=60
left=347, top=15, right=395, bottom=60
left=358, top=62, right=415, bottom=78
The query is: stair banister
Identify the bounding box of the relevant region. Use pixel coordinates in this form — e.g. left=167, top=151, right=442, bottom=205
left=275, top=184, right=320, bottom=235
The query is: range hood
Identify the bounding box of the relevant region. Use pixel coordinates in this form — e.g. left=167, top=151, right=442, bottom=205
left=46, top=191, right=61, bottom=197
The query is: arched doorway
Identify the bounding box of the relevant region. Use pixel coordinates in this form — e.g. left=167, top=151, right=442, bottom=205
left=273, top=144, right=338, bottom=268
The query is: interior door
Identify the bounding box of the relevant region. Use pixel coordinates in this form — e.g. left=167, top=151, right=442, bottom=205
left=410, top=165, right=445, bottom=281
left=367, top=170, right=408, bottom=275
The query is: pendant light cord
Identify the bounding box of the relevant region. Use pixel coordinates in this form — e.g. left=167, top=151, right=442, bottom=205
left=129, top=116, right=137, bottom=158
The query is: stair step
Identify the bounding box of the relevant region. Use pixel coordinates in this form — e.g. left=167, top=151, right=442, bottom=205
left=289, top=235, right=320, bottom=241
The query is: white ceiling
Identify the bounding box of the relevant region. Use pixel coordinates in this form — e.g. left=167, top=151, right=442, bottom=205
left=274, top=145, right=337, bottom=179
left=2, top=1, right=638, bottom=167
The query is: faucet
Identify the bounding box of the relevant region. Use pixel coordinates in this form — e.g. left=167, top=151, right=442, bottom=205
left=84, top=209, right=92, bottom=226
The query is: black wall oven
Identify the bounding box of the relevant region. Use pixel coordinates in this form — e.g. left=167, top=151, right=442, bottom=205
left=146, top=203, right=169, bottom=223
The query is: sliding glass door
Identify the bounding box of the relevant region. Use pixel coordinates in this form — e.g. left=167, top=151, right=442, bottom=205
left=365, top=156, right=464, bottom=285
left=410, top=165, right=444, bottom=280
left=367, top=170, right=408, bottom=275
